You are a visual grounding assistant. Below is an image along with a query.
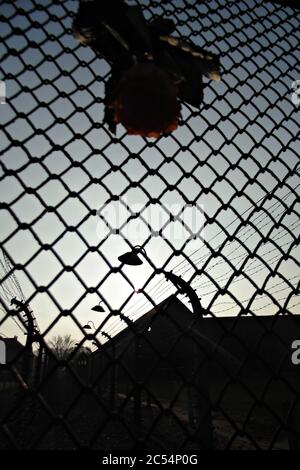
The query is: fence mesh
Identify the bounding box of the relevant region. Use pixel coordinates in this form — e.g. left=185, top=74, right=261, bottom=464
left=0, top=0, right=299, bottom=450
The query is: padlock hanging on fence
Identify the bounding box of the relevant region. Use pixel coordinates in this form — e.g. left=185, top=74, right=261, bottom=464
left=72, top=0, right=221, bottom=138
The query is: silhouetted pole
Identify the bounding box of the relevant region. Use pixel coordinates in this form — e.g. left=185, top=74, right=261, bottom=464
left=134, top=271, right=212, bottom=449
left=34, top=341, right=44, bottom=387
left=162, top=271, right=213, bottom=450
left=121, top=317, right=142, bottom=442
left=11, top=299, right=35, bottom=385
left=118, top=248, right=213, bottom=449
left=101, top=332, right=116, bottom=412
left=134, top=329, right=141, bottom=440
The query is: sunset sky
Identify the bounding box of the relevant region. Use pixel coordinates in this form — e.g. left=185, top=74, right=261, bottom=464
left=0, top=0, right=299, bottom=347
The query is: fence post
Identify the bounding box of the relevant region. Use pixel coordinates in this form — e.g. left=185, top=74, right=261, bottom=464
left=133, top=331, right=142, bottom=444
left=193, top=340, right=213, bottom=449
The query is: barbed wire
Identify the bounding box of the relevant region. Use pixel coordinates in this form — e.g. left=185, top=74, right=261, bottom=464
left=119, top=180, right=299, bottom=324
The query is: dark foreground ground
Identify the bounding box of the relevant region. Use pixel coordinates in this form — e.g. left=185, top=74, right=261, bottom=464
left=0, top=386, right=294, bottom=450
left=1, top=365, right=299, bottom=450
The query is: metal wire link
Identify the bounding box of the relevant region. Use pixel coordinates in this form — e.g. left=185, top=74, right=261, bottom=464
left=0, top=0, right=299, bottom=450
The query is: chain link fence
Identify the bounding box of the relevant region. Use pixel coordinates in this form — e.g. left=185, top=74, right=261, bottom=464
left=0, top=0, right=299, bottom=450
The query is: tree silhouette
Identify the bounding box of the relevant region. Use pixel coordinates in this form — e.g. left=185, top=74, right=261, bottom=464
left=49, top=334, right=75, bottom=360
